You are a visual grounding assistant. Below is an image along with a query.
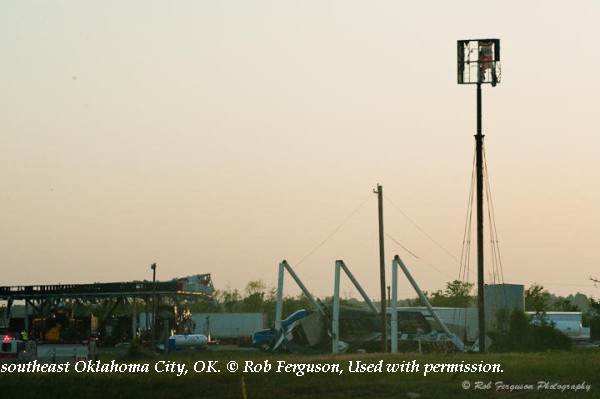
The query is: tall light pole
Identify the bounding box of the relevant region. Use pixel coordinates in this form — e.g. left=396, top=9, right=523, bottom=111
left=457, top=39, right=500, bottom=353
left=151, top=262, right=157, bottom=351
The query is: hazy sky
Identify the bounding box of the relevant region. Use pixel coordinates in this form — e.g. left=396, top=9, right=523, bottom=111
left=1, top=1, right=599, bottom=300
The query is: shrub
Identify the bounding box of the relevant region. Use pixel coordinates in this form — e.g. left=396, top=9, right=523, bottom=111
left=490, top=310, right=571, bottom=352
left=589, top=317, right=600, bottom=340
left=127, top=337, right=143, bottom=358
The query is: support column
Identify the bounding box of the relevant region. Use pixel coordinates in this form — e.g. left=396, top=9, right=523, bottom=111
left=391, top=259, right=398, bottom=353
left=476, top=83, right=486, bottom=353
left=275, top=262, right=285, bottom=332
left=332, top=261, right=341, bottom=354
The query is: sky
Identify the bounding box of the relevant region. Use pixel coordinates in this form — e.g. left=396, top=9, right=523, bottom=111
left=1, top=1, right=599, bottom=301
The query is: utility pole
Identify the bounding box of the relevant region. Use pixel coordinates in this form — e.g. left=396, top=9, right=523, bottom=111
left=374, top=184, right=387, bottom=352
left=151, top=262, right=157, bottom=351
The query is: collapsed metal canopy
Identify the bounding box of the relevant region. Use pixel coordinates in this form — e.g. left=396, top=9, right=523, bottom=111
left=0, top=274, right=215, bottom=302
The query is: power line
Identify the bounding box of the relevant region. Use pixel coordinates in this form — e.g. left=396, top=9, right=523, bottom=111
left=385, top=231, right=455, bottom=280
left=384, top=232, right=420, bottom=259
left=384, top=195, right=462, bottom=265
left=295, top=192, right=374, bottom=268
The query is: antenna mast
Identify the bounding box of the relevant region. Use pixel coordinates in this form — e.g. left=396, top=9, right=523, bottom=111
left=457, top=39, right=501, bottom=353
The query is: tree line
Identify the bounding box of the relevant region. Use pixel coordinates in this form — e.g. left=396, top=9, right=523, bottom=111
left=188, top=279, right=600, bottom=339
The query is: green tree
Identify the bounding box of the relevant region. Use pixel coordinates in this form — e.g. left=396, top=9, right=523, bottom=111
left=525, top=283, right=549, bottom=315
left=423, top=280, right=474, bottom=308
left=443, top=280, right=474, bottom=307
left=586, top=297, right=600, bottom=339
left=553, top=299, right=579, bottom=312
left=217, top=287, right=243, bottom=312
left=491, top=309, right=571, bottom=352
left=245, top=280, right=267, bottom=297
left=242, top=280, right=267, bottom=312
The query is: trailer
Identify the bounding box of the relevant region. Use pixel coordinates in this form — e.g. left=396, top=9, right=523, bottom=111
left=528, top=311, right=591, bottom=341
left=138, top=312, right=266, bottom=345
left=191, top=313, right=267, bottom=345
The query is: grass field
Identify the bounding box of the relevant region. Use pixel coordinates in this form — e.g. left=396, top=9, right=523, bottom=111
left=2, top=348, right=600, bottom=398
